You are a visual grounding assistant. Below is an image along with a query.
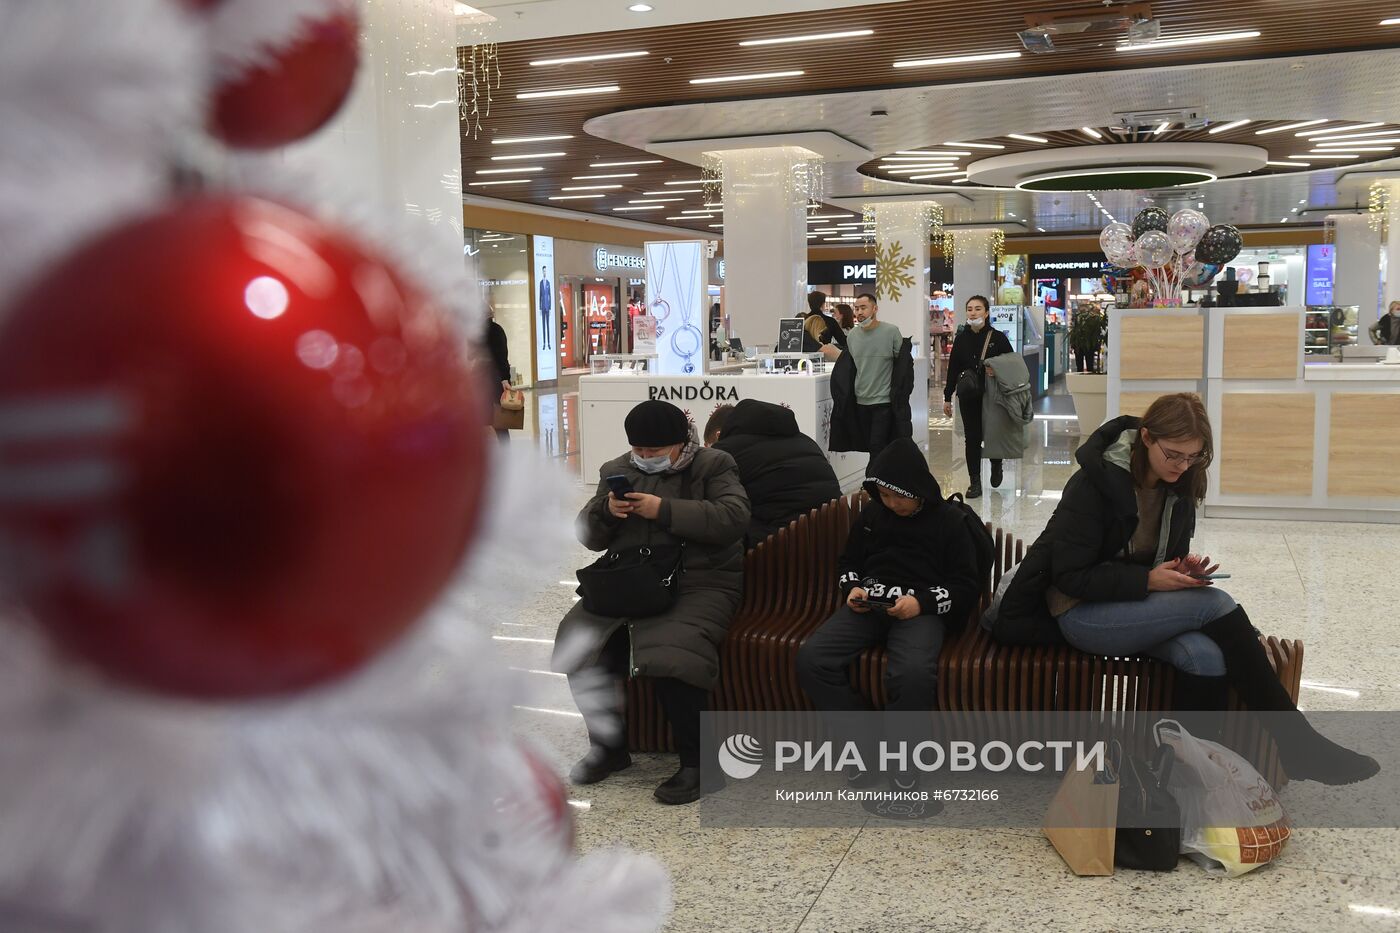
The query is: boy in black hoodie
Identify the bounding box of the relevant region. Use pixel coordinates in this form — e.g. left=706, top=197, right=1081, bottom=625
left=797, top=439, right=980, bottom=717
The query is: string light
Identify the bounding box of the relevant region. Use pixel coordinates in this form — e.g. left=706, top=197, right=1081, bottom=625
left=1369, top=182, right=1393, bottom=234
left=860, top=201, right=944, bottom=252
left=937, top=228, right=1005, bottom=263
left=701, top=149, right=828, bottom=217
left=457, top=20, right=502, bottom=140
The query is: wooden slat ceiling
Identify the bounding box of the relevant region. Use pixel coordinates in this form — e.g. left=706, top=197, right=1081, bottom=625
left=460, top=0, right=1400, bottom=234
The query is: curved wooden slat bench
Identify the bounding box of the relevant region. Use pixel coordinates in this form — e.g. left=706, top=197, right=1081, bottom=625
left=622, top=495, right=1303, bottom=786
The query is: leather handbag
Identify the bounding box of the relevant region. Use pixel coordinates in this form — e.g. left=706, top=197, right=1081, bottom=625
left=493, top=385, right=525, bottom=431
left=574, top=472, right=693, bottom=618
left=954, top=329, right=994, bottom=402
left=1114, top=743, right=1181, bottom=872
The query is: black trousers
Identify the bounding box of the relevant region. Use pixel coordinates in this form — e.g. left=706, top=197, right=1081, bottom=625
left=958, top=393, right=1000, bottom=485
left=568, top=626, right=708, bottom=767
left=855, top=403, right=895, bottom=461
left=797, top=606, right=945, bottom=711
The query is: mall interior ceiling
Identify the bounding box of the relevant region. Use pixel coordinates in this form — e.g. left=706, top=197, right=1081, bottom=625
left=458, top=0, right=1400, bottom=241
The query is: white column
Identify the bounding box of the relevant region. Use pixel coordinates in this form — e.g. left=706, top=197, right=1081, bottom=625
left=719, top=148, right=809, bottom=349
left=1333, top=213, right=1382, bottom=343
left=951, top=231, right=997, bottom=327
left=868, top=202, right=934, bottom=446
left=1385, top=184, right=1400, bottom=323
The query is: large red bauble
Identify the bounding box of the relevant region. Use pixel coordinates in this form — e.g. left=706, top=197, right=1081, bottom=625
left=210, top=5, right=360, bottom=149
left=0, top=196, right=488, bottom=698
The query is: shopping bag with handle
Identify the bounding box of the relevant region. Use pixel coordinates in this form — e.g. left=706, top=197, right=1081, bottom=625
left=1043, top=744, right=1118, bottom=876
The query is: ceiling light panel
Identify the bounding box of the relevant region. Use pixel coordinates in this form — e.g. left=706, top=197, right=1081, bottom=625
left=1207, top=119, right=1251, bottom=134
left=1007, top=134, right=1048, bottom=144
left=572, top=173, right=638, bottom=179
left=1117, top=30, right=1261, bottom=51
left=944, top=141, right=1004, bottom=149
left=590, top=160, right=662, bottom=167
left=1255, top=119, right=1325, bottom=135
left=1080, top=127, right=1103, bottom=139
left=894, top=51, right=1021, bottom=68
left=490, top=152, right=566, bottom=161
left=492, top=134, right=572, bottom=145
left=549, top=194, right=604, bottom=200
left=739, top=29, right=873, bottom=47
left=477, top=166, right=543, bottom=174
left=1310, top=129, right=1400, bottom=142
left=689, top=70, right=804, bottom=85
left=529, top=51, right=648, bottom=67
left=469, top=179, right=533, bottom=186
left=561, top=184, right=623, bottom=190
left=517, top=85, right=621, bottom=100
left=1298, top=122, right=1383, bottom=136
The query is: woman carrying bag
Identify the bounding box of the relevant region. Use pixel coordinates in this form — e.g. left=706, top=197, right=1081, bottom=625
left=943, top=295, right=1013, bottom=499
left=997, top=393, right=1377, bottom=786
left=552, top=400, right=750, bottom=804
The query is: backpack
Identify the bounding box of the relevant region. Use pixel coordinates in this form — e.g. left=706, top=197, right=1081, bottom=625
left=944, top=492, right=996, bottom=597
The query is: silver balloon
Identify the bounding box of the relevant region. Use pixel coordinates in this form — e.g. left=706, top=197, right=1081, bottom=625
left=1136, top=230, right=1173, bottom=269
left=1167, top=209, right=1209, bottom=254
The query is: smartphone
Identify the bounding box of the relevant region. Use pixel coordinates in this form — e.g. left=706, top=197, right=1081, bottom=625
left=851, top=597, right=896, bottom=610
left=606, top=474, right=634, bottom=498
left=1193, top=573, right=1231, bottom=580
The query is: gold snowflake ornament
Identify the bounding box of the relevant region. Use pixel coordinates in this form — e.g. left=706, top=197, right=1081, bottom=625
left=873, top=241, right=916, bottom=301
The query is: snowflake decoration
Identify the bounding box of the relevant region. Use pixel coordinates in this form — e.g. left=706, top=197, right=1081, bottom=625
left=873, top=241, right=916, bottom=301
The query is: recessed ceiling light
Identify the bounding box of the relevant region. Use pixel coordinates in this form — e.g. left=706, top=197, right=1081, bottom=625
left=1311, top=146, right=1397, bottom=152
left=1315, top=136, right=1400, bottom=146
left=1036, top=227, right=1047, bottom=233
left=1300, top=199, right=1307, bottom=203
left=703, top=202, right=724, bottom=208
left=468, top=179, right=533, bottom=187
left=1292, top=153, right=1359, bottom=159
left=681, top=209, right=716, bottom=214
left=1281, top=217, right=1290, bottom=222
left=689, top=70, right=805, bottom=85
left=1382, top=16, right=1400, bottom=25
left=739, top=29, right=874, bottom=47
left=807, top=214, right=847, bottom=220
left=1153, top=122, right=1171, bottom=135
left=561, top=184, right=624, bottom=190
left=1298, top=122, right=1383, bottom=137
left=629, top=198, right=684, bottom=203
left=549, top=194, right=605, bottom=200
left=1304, top=128, right=1400, bottom=140
left=1267, top=161, right=1311, bottom=167
left=613, top=206, right=663, bottom=212
left=673, top=215, right=712, bottom=220
left=572, top=173, right=638, bottom=179
left=709, top=224, right=724, bottom=228
left=1117, top=30, right=1261, bottom=52
left=884, top=167, right=954, bottom=175
left=492, top=134, right=573, bottom=145
left=883, top=155, right=962, bottom=161
left=909, top=171, right=964, bottom=180
left=1256, top=119, right=1326, bottom=135
left=476, top=166, right=543, bottom=174
left=1007, top=133, right=1048, bottom=144
left=517, top=85, right=621, bottom=100
left=894, top=51, right=1021, bottom=68
left=1081, top=127, right=1103, bottom=139
left=490, top=151, right=566, bottom=161
left=944, top=141, right=1005, bottom=150
left=664, top=180, right=707, bottom=185
left=1208, top=119, right=1251, bottom=134
left=628, top=3, right=653, bottom=11
left=530, top=51, right=648, bottom=67
left=590, top=160, right=663, bottom=167
left=897, top=150, right=972, bottom=157
left=646, top=188, right=700, bottom=195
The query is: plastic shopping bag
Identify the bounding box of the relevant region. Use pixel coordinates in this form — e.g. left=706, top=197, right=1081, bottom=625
left=1155, top=719, right=1291, bottom=877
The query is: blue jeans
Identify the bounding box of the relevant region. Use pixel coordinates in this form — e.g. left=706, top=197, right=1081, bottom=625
left=1057, top=588, right=1236, bottom=676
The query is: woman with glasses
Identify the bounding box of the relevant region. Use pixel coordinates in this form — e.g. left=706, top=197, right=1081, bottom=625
left=996, top=393, right=1376, bottom=784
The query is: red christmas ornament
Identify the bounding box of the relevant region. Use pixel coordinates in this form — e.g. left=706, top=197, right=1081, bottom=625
left=210, top=2, right=360, bottom=149
left=0, top=196, right=488, bottom=698
left=519, top=744, right=575, bottom=851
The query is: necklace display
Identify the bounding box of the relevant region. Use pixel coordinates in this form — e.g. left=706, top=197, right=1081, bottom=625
left=650, top=244, right=704, bottom=373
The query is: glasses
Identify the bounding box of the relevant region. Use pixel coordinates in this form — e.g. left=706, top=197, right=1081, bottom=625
left=1160, top=446, right=1208, bottom=466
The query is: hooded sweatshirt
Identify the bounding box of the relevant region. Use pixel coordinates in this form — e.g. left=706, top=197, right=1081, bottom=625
left=713, top=399, right=842, bottom=546
left=837, top=439, right=980, bottom=620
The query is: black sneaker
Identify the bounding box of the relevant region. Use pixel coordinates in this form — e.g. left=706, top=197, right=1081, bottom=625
left=966, top=481, right=983, bottom=500
left=990, top=463, right=1004, bottom=488
left=569, top=745, right=631, bottom=785
left=654, top=765, right=702, bottom=805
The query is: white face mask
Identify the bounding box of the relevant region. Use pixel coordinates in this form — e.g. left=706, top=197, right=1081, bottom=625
left=1391, top=307, right=1400, bottom=317
left=858, top=315, right=877, bottom=329
left=631, top=452, right=673, bottom=474
left=967, top=309, right=987, bottom=329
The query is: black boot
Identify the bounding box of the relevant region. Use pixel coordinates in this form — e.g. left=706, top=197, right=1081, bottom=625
left=990, top=461, right=1004, bottom=489
left=966, top=481, right=983, bottom=500
left=654, top=765, right=702, bottom=805
left=569, top=745, right=632, bottom=785
left=1201, top=607, right=1379, bottom=785
left=1171, top=670, right=1230, bottom=742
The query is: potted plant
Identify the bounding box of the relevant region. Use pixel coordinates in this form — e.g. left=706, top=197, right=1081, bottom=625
left=1066, top=306, right=1108, bottom=435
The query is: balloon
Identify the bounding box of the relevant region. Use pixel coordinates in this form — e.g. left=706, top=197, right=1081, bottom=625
left=209, top=0, right=360, bottom=149
left=1182, top=261, right=1223, bottom=287
left=0, top=196, right=489, bottom=698
left=1135, top=230, right=1173, bottom=269
left=1104, top=238, right=1134, bottom=266
left=1099, top=222, right=1133, bottom=256
left=1132, top=207, right=1170, bottom=241
left=1167, top=209, right=1209, bottom=254
left=1195, top=224, right=1243, bottom=265
left=1236, top=267, right=1255, bottom=285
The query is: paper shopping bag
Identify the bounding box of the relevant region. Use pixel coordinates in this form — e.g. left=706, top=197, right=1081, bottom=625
left=1043, top=758, right=1119, bottom=876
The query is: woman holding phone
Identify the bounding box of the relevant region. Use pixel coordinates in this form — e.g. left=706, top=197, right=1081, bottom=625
left=998, top=393, right=1377, bottom=785
left=552, top=400, right=750, bottom=804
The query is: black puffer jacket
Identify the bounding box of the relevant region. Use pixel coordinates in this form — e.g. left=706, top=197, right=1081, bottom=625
left=829, top=337, right=915, bottom=452
left=838, top=439, right=980, bottom=623
left=993, top=416, right=1197, bottom=645
left=713, top=399, right=842, bottom=547
left=943, top=324, right=1013, bottom=402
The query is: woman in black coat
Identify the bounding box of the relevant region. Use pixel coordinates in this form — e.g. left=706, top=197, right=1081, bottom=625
left=942, top=295, right=1012, bottom=499
left=997, top=393, right=1376, bottom=785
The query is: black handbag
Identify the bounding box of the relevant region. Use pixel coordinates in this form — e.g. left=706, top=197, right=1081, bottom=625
left=1114, top=743, right=1181, bottom=872
left=954, top=329, right=994, bottom=402
left=574, top=472, right=692, bottom=618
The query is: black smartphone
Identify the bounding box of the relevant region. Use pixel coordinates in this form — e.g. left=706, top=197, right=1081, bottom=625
left=1193, top=573, right=1231, bottom=580
left=851, top=597, right=896, bottom=610
left=606, top=474, right=634, bottom=498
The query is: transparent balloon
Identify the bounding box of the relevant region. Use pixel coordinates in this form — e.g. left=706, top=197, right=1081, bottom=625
left=1167, top=209, right=1209, bottom=254
left=1135, top=230, right=1173, bottom=270
left=1099, top=222, right=1133, bottom=256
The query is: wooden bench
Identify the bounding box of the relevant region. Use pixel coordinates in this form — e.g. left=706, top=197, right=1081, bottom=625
left=625, top=495, right=1303, bottom=783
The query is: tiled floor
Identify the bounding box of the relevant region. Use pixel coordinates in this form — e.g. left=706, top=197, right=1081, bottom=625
left=501, top=381, right=1400, bottom=932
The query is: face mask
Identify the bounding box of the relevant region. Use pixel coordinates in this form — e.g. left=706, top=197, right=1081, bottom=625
left=968, top=315, right=986, bottom=329
left=858, top=315, right=877, bottom=329
left=631, top=452, right=673, bottom=474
